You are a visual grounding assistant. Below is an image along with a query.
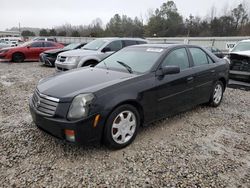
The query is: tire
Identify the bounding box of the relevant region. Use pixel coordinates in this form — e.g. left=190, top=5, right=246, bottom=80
left=103, top=104, right=140, bottom=149
left=208, top=81, right=224, bottom=107
left=12, top=52, right=25, bottom=62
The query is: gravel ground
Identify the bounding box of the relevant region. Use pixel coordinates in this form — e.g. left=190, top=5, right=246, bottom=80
left=0, top=62, right=250, bottom=188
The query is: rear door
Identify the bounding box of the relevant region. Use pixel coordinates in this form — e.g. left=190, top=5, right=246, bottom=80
left=187, top=47, right=217, bottom=105
left=28, top=42, right=44, bottom=59
left=44, top=42, right=57, bottom=51
left=156, top=47, right=195, bottom=118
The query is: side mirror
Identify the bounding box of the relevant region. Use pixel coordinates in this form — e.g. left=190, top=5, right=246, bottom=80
left=102, top=47, right=112, bottom=53
left=27, top=46, right=31, bottom=49
left=160, top=66, right=180, bottom=76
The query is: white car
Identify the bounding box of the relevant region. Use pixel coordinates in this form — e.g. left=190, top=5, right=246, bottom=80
left=226, top=40, right=250, bottom=82
left=55, top=38, right=148, bottom=71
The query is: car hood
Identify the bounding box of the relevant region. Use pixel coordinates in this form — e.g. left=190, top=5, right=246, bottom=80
left=44, top=48, right=68, bottom=55
left=58, top=49, right=98, bottom=57
left=37, top=68, right=136, bottom=101
left=230, top=50, right=250, bottom=57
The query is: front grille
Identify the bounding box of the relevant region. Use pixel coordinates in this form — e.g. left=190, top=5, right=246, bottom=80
left=230, top=59, right=250, bottom=72
left=58, top=56, right=66, bottom=62
left=32, top=89, right=59, bottom=117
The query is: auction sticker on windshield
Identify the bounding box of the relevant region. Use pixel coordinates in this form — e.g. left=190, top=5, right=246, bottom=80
left=146, top=48, right=164, bottom=53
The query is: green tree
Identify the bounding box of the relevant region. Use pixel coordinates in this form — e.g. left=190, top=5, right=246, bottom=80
left=39, top=29, right=48, bottom=36
left=21, top=30, right=35, bottom=37
left=48, top=29, right=57, bottom=36
left=231, top=4, right=248, bottom=30
left=71, top=30, right=80, bottom=37
left=145, top=1, right=184, bottom=37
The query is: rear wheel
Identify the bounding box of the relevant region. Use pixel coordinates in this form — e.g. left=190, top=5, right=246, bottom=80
left=12, top=52, right=25, bottom=62
left=104, top=105, right=140, bottom=149
left=209, top=81, right=224, bottom=107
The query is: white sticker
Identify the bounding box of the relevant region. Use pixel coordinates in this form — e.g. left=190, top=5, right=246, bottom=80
left=146, top=48, right=164, bottom=53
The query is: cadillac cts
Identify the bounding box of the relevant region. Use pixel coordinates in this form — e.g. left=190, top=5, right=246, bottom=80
left=29, top=44, right=229, bottom=149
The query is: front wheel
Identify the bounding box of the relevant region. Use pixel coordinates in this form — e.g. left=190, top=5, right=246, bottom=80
left=104, top=105, right=140, bottom=149
left=12, top=52, right=25, bottom=62
left=209, top=81, right=224, bottom=107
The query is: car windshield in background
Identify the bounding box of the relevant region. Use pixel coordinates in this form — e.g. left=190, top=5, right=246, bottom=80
left=231, top=42, right=250, bottom=52
left=64, top=43, right=81, bottom=50
left=82, top=39, right=106, bottom=51
left=96, top=47, right=164, bottom=74
left=20, top=41, right=32, bottom=47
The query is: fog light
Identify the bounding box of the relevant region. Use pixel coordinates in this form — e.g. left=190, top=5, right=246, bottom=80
left=65, top=129, right=75, bottom=142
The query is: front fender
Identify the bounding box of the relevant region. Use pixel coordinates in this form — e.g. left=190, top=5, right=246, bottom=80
left=77, top=56, right=101, bottom=67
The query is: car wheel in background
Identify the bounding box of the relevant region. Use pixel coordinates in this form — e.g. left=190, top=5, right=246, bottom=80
left=83, top=60, right=98, bottom=67
left=209, top=81, right=224, bottom=107
left=104, top=104, right=140, bottom=149
left=12, top=52, right=25, bottom=62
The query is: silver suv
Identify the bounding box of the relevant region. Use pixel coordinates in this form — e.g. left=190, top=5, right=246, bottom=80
left=55, top=38, right=147, bottom=71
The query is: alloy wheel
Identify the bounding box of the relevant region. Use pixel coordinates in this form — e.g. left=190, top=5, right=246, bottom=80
left=111, top=110, right=137, bottom=144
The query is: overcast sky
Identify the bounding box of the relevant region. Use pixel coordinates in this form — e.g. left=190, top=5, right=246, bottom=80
left=0, top=0, right=248, bottom=30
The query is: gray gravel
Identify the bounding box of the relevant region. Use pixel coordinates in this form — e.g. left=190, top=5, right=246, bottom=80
left=0, top=62, right=250, bottom=188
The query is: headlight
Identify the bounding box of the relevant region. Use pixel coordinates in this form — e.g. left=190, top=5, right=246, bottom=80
left=223, top=56, right=231, bottom=64
left=67, top=93, right=94, bottom=120
left=66, top=56, right=81, bottom=64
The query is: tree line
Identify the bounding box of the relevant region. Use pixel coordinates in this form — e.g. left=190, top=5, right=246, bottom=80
left=20, top=1, right=250, bottom=38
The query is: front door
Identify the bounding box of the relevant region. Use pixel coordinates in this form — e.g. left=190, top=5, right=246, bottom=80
left=156, top=47, right=194, bottom=118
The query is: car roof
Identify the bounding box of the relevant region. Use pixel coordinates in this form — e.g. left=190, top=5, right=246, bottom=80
left=96, top=37, right=147, bottom=42
left=128, top=43, right=188, bottom=49
left=238, top=39, right=250, bottom=42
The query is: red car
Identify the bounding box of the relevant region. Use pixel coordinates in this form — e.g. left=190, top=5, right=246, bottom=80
left=0, top=41, right=64, bottom=62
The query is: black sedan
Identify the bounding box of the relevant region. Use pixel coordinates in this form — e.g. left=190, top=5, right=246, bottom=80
left=39, top=42, right=86, bottom=67
left=30, top=44, right=229, bottom=149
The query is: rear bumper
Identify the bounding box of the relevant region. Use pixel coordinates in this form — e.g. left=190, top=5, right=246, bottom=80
left=29, top=98, right=105, bottom=145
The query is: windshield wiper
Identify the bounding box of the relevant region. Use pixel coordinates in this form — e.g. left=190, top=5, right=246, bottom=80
left=116, top=61, right=133, bottom=74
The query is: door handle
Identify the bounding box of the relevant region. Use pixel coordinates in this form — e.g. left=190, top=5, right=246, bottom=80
left=187, top=76, right=194, bottom=82
left=211, top=70, right=215, bottom=73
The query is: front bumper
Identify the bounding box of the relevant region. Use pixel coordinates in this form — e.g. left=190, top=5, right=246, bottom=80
left=229, top=70, right=250, bottom=82
left=55, top=61, right=78, bottom=71
left=40, top=54, right=56, bottom=67
left=29, top=99, right=105, bottom=145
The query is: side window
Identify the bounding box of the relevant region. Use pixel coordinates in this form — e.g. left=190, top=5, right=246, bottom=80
left=123, top=40, right=137, bottom=47
left=189, top=48, right=208, bottom=66
left=106, top=40, right=123, bottom=52
left=30, top=42, right=43, bottom=48
left=137, top=41, right=147, bottom=45
left=44, top=42, right=55, bottom=47
left=162, top=48, right=190, bottom=70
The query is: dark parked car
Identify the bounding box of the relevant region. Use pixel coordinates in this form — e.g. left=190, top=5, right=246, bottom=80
left=29, top=44, right=229, bottom=149
left=205, top=46, right=224, bottom=58
left=40, top=42, right=87, bottom=67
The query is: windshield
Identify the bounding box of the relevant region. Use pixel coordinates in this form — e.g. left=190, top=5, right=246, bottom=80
left=20, top=41, right=32, bottom=47
left=82, top=39, right=106, bottom=51
left=232, top=42, right=250, bottom=52
left=96, top=47, right=164, bottom=74
left=64, top=43, right=81, bottom=50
